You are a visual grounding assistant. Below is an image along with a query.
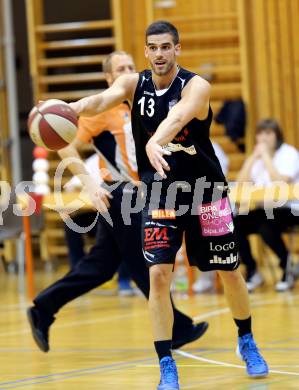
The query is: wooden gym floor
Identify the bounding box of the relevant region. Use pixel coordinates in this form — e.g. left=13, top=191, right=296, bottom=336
left=0, top=271, right=299, bottom=389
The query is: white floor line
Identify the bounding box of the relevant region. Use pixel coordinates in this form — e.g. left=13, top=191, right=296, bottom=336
left=175, top=345, right=299, bottom=377
left=137, top=364, right=226, bottom=368
left=138, top=363, right=299, bottom=369
left=193, top=307, right=230, bottom=321
left=175, top=349, right=245, bottom=369
left=187, top=294, right=299, bottom=378
left=193, top=294, right=299, bottom=322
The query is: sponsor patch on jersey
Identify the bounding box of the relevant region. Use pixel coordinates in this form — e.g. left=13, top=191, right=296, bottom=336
left=151, top=209, right=176, bottom=219
left=168, top=99, right=178, bottom=110
left=163, top=142, right=197, bottom=155
left=144, top=90, right=154, bottom=96
left=144, top=226, right=170, bottom=251
left=198, top=197, right=234, bottom=236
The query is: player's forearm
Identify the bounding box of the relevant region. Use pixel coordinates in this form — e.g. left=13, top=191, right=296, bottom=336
left=151, top=81, right=210, bottom=146
left=58, top=145, right=91, bottom=186
left=69, top=94, right=104, bottom=117
left=151, top=114, right=183, bottom=146
left=69, top=75, right=134, bottom=117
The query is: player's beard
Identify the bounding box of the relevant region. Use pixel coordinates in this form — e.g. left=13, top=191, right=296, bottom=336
left=151, top=59, right=175, bottom=76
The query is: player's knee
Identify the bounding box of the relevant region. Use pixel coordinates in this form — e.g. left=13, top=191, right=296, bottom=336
left=218, top=268, right=241, bottom=283
left=150, top=266, right=170, bottom=291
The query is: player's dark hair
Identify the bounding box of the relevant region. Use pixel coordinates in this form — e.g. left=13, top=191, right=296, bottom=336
left=256, top=118, right=284, bottom=149
left=145, top=20, right=179, bottom=45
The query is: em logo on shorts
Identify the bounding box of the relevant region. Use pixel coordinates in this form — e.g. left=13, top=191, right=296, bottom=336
left=198, top=197, right=234, bottom=237
left=144, top=227, right=168, bottom=242
left=144, top=226, right=170, bottom=251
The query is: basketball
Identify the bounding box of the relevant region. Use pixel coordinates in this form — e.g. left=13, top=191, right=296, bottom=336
left=28, top=99, right=78, bottom=151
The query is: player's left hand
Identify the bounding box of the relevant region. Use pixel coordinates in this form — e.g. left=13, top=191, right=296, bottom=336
left=146, top=139, right=171, bottom=179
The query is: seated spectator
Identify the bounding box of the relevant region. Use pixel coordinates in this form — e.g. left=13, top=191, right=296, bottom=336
left=234, top=119, right=299, bottom=292
left=192, top=142, right=229, bottom=293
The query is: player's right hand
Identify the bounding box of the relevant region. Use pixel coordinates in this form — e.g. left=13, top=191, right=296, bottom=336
left=81, top=177, right=112, bottom=213
left=91, top=186, right=112, bottom=213
left=145, top=139, right=171, bottom=179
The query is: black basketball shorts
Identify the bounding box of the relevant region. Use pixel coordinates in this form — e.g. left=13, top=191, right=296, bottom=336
left=142, top=195, right=240, bottom=272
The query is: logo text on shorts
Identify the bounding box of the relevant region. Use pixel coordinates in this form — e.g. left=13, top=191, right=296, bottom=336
left=209, top=241, right=235, bottom=251
left=209, top=253, right=238, bottom=264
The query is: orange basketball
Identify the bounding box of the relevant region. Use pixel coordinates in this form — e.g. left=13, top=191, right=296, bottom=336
left=28, top=99, right=78, bottom=151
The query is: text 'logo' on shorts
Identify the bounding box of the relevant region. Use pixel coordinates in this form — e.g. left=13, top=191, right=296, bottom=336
left=209, top=241, right=235, bottom=251
left=209, top=253, right=238, bottom=264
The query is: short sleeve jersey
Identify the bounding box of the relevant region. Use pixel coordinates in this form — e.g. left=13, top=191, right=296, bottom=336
left=131, top=67, right=226, bottom=186
left=77, top=103, right=138, bottom=182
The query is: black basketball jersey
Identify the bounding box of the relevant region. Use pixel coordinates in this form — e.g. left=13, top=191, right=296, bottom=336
left=131, top=67, right=226, bottom=186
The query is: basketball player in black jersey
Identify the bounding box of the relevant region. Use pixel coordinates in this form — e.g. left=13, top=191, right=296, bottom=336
left=69, top=21, right=268, bottom=390
left=27, top=51, right=208, bottom=359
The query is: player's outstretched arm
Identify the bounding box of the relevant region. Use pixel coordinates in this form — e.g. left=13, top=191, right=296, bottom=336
left=146, top=76, right=211, bottom=178
left=58, top=139, right=111, bottom=213
left=69, top=73, right=138, bottom=117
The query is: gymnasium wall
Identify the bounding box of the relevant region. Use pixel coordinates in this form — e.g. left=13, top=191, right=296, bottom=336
left=246, top=0, right=299, bottom=148
left=5, top=0, right=299, bottom=175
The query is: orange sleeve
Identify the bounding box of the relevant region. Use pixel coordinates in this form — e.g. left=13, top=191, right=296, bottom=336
left=76, top=113, right=109, bottom=143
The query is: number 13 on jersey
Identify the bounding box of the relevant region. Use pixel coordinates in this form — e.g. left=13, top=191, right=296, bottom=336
left=138, top=97, right=155, bottom=117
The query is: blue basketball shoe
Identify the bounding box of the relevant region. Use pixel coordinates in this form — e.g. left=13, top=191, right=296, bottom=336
left=237, top=333, right=269, bottom=378
left=157, top=357, right=180, bottom=390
